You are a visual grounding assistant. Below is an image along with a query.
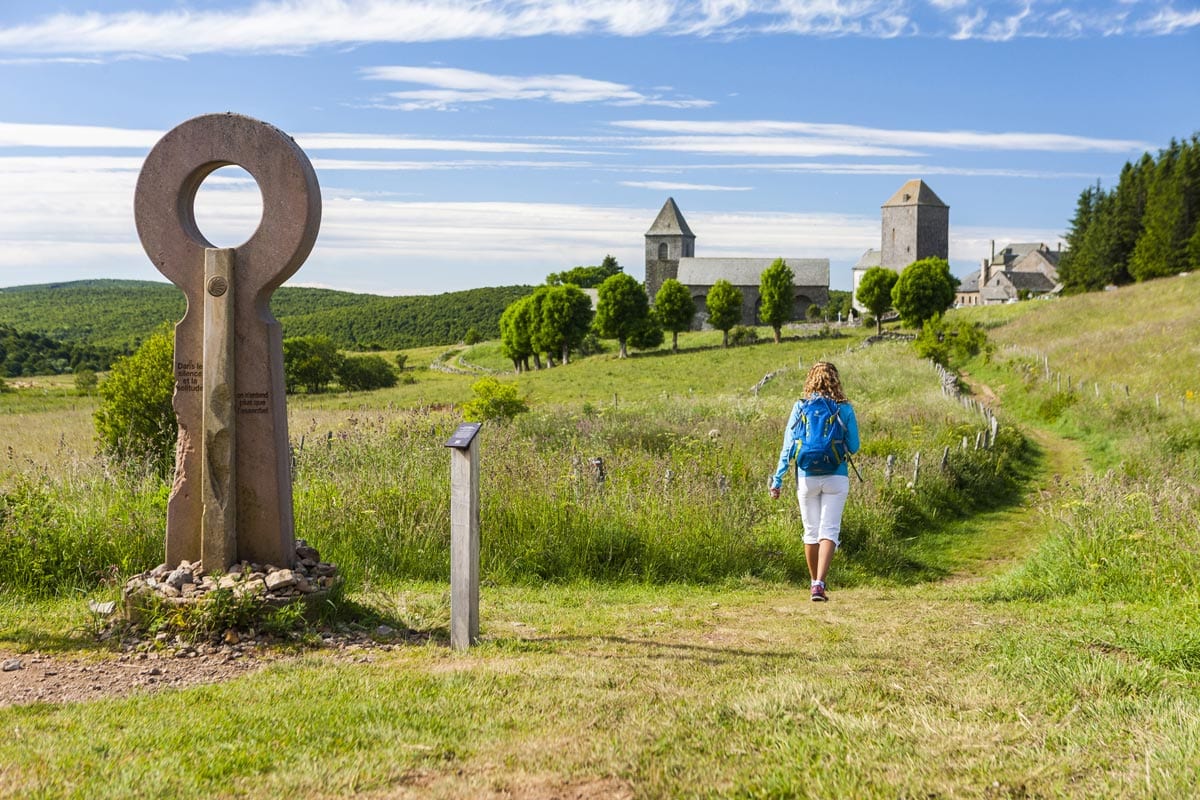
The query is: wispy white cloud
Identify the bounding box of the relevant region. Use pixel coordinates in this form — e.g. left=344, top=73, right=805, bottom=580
left=313, top=158, right=596, bottom=171
left=1137, top=7, right=1200, bottom=34
left=361, top=65, right=712, bottom=110
left=620, top=180, right=752, bottom=191
left=0, top=122, right=603, bottom=156
left=765, top=0, right=914, bottom=37
left=296, top=132, right=599, bottom=154
left=692, top=161, right=1098, bottom=179
left=629, top=135, right=917, bottom=158
left=613, top=119, right=1149, bottom=153
left=0, top=122, right=161, bottom=148
left=0, top=1, right=1192, bottom=58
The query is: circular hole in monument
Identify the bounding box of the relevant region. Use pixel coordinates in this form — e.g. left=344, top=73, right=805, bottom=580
left=191, top=165, right=264, bottom=248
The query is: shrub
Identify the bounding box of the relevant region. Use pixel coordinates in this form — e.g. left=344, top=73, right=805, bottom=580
left=728, top=325, right=759, bottom=346
left=461, top=376, right=529, bottom=423
left=74, top=367, right=99, bottom=395
left=628, top=317, right=665, bottom=351
left=913, top=317, right=990, bottom=368
left=93, top=324, right=176, bottom=474
left=337, top=354, right=398, bottom=392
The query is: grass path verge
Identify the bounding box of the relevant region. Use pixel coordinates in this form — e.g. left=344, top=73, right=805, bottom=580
left=6, top=420, right=1198, bottom=798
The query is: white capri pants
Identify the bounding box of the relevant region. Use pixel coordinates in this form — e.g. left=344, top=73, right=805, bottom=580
left=795, top=474, right=850, bottom=547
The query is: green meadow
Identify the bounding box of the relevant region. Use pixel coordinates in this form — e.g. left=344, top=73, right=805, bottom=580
left=2, top=276, right=1199, bottom=798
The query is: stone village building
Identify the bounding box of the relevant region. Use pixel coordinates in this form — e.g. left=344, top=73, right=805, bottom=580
left=641, top=180, right=1057, bottom=322
left=955, top=241, right=1063, bottom=306
left=643, top=198, right=831, bottom=329
left=850, top=179, right=950, bottom=314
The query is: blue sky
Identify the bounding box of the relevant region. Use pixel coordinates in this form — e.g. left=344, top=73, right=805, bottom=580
left=1, top=1, right=1197, bottom=295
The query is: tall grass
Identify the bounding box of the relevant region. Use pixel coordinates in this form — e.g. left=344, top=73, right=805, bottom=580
left=1, top=334, right=1026, bottom=596
left=291, top=342, right=1025, bottom=589
left=956, top=274, right=1200, bottom=607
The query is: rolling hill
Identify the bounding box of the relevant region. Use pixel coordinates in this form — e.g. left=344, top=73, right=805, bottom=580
left=0, top=279, right=534, bottom=353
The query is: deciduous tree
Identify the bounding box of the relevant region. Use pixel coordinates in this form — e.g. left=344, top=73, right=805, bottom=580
left=856, top=266, right=899, bottom=335
left=891, top=258, right=957, bottom=329
left=705, top=279, right=743, bottom=347
left=593, top=273, right=650, bottom=358
left=537, top=284, right=594, bottom=365
left=652, top=278, right=695, bottom=351
left=499, top=296, right=535, bottom=372
left=758, top=258, right=795, bottom=343
left=283, top=335, right=343, bottom=393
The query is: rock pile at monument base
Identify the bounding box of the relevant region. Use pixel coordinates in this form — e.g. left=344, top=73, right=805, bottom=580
left=123, top=539, right=338, bottom=619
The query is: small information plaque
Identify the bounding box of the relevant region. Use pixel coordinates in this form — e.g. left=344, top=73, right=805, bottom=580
left=444, top=422, right=482, bottom=449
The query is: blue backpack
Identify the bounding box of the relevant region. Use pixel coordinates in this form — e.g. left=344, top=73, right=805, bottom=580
left=791, top=397, right=848, bottom=476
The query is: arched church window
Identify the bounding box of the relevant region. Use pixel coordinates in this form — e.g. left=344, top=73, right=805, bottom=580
left=658, top=242, right=669, bottom=260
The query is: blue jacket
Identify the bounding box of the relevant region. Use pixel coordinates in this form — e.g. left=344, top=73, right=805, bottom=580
left=770, top=398, right=860, bottom=488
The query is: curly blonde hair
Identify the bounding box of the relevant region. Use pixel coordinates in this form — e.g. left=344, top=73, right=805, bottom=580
left=803, top=361, right=848, bottom=402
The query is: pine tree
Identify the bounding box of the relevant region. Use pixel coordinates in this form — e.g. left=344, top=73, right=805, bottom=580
left=1130, top=137, right=1200, bottom=281
left=1058, top=181, right=1104, bottom=293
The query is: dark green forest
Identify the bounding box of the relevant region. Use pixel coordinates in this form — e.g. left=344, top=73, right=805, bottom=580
left=0, top=280, right=533, bottom=374
left=0, top=324, right=120, bottom=378
left=1059, top=134, right=1200, bottom=292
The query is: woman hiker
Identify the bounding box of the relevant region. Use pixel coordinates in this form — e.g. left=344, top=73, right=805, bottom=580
left=769, top=361, right=860, bottom=602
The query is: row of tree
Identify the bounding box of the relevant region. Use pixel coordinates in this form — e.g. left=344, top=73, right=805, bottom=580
left=499, top=257, right=847, bottom=371
left=1059, top=134, right=1200, bottom=292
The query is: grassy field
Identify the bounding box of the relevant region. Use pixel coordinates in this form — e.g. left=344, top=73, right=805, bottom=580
left=2, top=292, right=1200, bottom=797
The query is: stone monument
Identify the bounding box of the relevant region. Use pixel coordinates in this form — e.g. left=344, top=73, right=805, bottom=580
left=134, top=113, right=321, bottom=572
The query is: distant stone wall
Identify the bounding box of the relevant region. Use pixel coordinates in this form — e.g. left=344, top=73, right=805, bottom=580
left=686, top=284, right=830, bottom=330
left=645, top=257, right=678, bottom=303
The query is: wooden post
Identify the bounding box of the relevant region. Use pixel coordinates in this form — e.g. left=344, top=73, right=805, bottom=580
left=446, top=423, right=482, bottom=651
left=201, top=248, right=236, bottom=570
left=990, top=416, right=999, bottom=448
left=912, top=451, right=921, bottom=485
left=885, top=454, right=895, bottom=482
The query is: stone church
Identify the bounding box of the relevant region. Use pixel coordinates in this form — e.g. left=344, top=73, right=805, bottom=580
left=850, top=179, right=950, bottom=312
left=643, top=198, right=831, bottom=329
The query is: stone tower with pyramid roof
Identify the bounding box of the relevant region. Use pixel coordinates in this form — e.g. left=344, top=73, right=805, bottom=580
left=880, top=179, right=949, bottom=271
left=643, top=197, right=696, bottom=302
left=852, top=179, right=950, bottom=312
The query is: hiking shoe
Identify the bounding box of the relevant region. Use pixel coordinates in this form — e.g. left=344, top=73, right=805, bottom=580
left=810, top=584, right=827, bottom=602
